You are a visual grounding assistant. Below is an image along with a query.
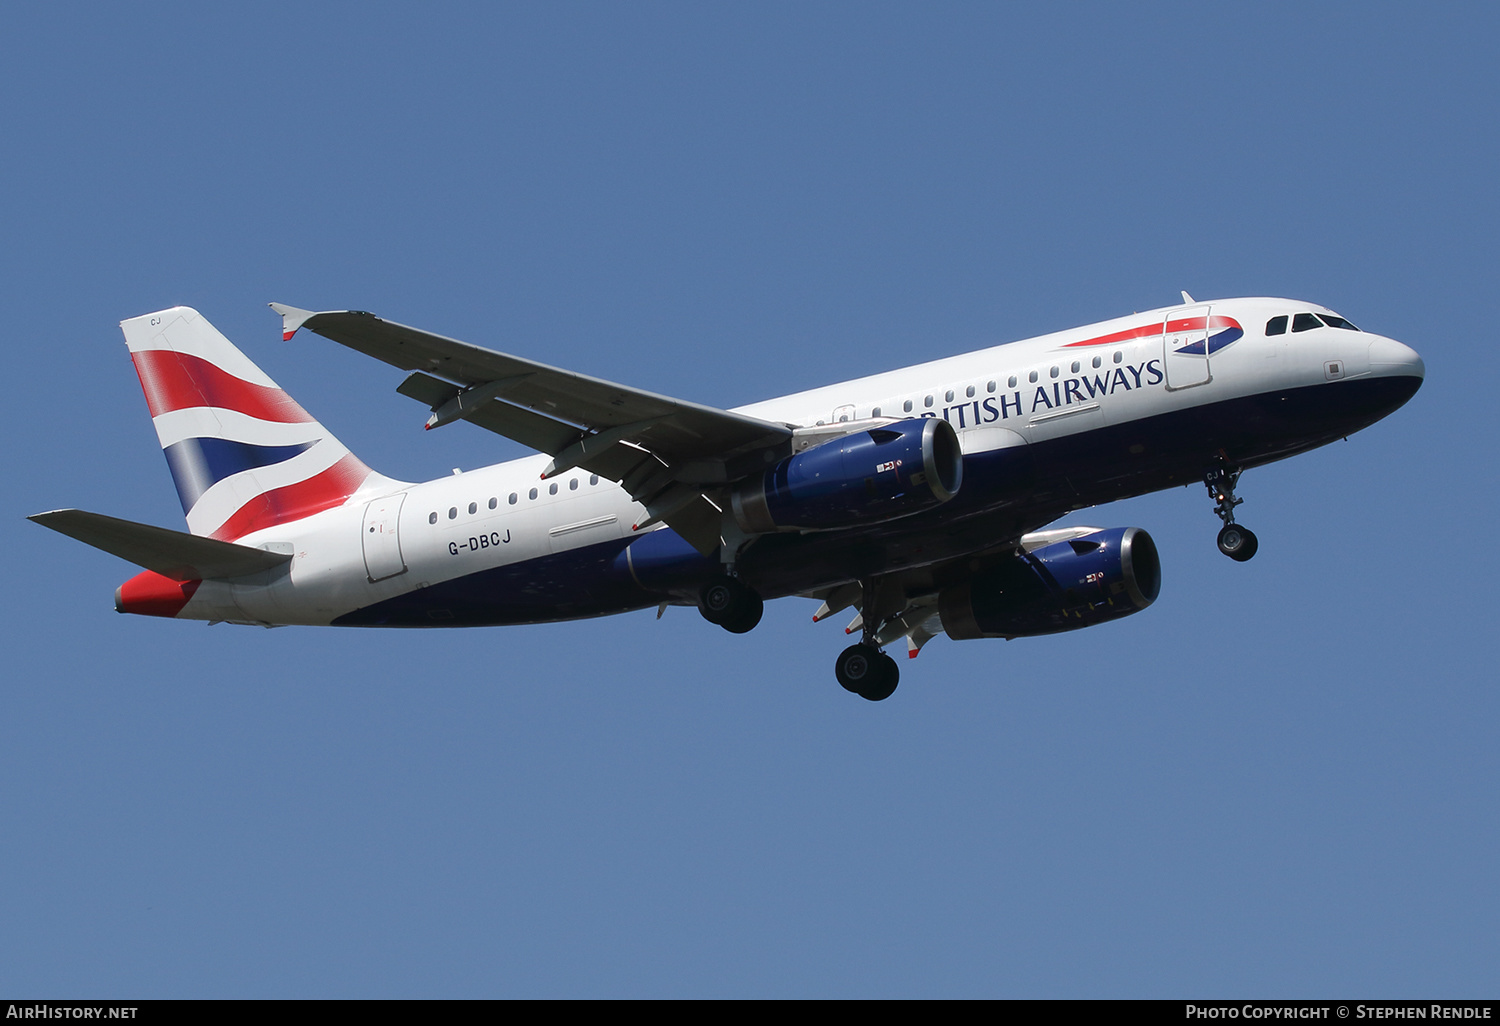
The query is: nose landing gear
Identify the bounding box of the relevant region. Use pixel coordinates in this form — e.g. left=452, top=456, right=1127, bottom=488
left=1205, top=461, right=1258, bottom=562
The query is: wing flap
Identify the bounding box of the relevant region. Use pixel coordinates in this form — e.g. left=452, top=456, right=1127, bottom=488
left=30, top=509, right=293, bottom=581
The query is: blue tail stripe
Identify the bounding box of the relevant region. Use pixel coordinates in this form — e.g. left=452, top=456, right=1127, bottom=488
left=162, top=437, right=317, bottom=512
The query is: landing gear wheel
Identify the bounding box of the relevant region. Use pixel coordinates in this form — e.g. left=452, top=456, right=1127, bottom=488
left=835, top=644, right=899, bottom=701
left=860, top=653, right=900, bottom=702
left=835, top=643, right=877, bottom=693
left=699, top=577, right=764, bottom=634
left=1216, top=524, right=1259, bottom=562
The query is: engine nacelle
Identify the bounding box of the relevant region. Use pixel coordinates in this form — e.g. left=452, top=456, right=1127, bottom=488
left=939, top=526, right=1161, bottom=639
left=731, top=418, right=962, bottom=533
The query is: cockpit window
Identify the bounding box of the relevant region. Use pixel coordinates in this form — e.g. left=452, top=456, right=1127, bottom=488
left=1266, top=315, right=1288, bottom=336
left=1292, top=313, right=1324, bottom=333
left=1320, top=313, right=1360, bottom=331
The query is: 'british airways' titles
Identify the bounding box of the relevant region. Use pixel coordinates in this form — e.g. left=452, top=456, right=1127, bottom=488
left=931, top=358, right=1166, bottom=427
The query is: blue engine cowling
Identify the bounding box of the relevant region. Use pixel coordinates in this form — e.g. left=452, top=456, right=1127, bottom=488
left=731, top=418, right=963, bottom=532
left=938, top=527, right=1161, bottom=639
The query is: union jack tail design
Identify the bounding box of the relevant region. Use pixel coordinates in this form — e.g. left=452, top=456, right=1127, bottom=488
left=121, top=307, right=393, bottom=541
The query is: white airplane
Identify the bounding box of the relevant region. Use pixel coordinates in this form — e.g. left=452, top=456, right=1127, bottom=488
left=32, top=295, right=1423, bottom=700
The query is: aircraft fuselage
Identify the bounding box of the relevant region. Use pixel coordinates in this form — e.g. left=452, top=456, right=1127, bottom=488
left=154, top=296, right=1421, bottom=629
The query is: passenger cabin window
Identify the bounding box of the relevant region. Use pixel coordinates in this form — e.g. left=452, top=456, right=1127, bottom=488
left=987, top=380, right=996, bottom=393
left=1070, top=361, right=1080, bottom=373
left=590, top=475, right=599, bottom=485
left=488, top=497, right=497, bottom=509
left=569, top=479, right=578, bottom=490
left=529, top=488, right=538, bottom=500
left=872, top=406, right=881, bottom=417
left=509, top=493, right=518, bottom=504
left=924, top=395, right=933, bottom=408
left=468, top=502, right=477, bottom=515
left=966, top=385, right=975, bottom=398
left=429, top=512, right=438, bottom=525
left=1266, top=315, right=1288, bottom=336
left=1292, top=313, right=1324, bottom=332
left=945, top=390, right=954, bottom=402
left=903, top=400, right=913, bottom=413
left=1092, top=356, right=1102, bottom=368
left=549, top=482, right=558, bottom=495
left=448, top=507, right=457, bottom=520
left=1028, top=370, right=1038, bottom=383
left=1008, top=375, right=1017, bottom=388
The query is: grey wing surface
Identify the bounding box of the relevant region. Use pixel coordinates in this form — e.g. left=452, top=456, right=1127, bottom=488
left=274, top=304, right=795, bottom=553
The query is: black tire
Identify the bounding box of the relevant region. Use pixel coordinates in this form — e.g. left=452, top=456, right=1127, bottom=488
left=722, top=590, right=763, bottom=634
left=1231, top=527, right=1258, bottom=562
left=835, top=643, right=880, bottom=693
left=699, top=580, right=736, bottom=624
left=699, top=577, right=763, bottom=633
left=1217, top=524, right=1258, bottom=562
left=858, top=653, right=900, bottom=702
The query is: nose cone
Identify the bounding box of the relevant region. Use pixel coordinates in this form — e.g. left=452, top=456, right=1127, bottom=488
left=1349, top=334, right=1423, bottom=424
left=1368, top=335, right=1425, bottom=383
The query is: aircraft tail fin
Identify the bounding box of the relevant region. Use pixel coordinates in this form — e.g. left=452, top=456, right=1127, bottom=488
left=121, top=307, right=395, bottom=540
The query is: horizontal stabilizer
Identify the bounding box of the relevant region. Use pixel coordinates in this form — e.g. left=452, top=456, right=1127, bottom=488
left=29, top=509, right=292, bottom=581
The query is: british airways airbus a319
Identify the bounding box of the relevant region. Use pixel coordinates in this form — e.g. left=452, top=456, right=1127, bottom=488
left=32, top=295, right=1423, bottom=700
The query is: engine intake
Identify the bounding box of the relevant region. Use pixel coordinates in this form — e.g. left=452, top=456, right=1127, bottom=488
left=939, top=526, right=1160, bottom=639
left=732, top=418, right=962, bottom=533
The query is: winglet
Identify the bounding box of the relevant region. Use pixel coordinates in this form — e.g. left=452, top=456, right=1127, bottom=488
left=269, top=302, right=318, bottom=341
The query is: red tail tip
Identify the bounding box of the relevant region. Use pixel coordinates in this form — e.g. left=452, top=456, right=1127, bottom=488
left=116, top=571, right=200, bottom=618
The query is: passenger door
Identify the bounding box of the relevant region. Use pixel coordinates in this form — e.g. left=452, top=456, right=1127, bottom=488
left=1162, top=305, right=1213, bottom=390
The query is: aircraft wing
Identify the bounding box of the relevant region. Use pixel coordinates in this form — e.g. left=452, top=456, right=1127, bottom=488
left=273, top=304, right=796, bottom=553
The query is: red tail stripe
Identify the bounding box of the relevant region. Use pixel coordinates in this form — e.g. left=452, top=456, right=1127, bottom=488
left=1062, top=315, right=1240, bottom=348
left=131, top=349, right=315, bottom=423
left=209, top=453, right=371, bottom=541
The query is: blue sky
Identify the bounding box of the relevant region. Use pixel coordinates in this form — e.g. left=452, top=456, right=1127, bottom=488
left=3, top=2, right=1496, bottom=997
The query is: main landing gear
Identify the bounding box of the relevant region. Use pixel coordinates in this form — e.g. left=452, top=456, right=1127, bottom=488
left=1205, top=461, right=1258, bottom=562
left=699, top=575, right=763, bottom=634
left=828, top=577, right=901, bottom=701
left=835, top=642, right=899, bottom=702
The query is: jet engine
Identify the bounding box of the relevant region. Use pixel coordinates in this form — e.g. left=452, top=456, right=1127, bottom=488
left=938, top=526, right=1160, bottom=639
left=731, top=418, right=962, bottom=532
